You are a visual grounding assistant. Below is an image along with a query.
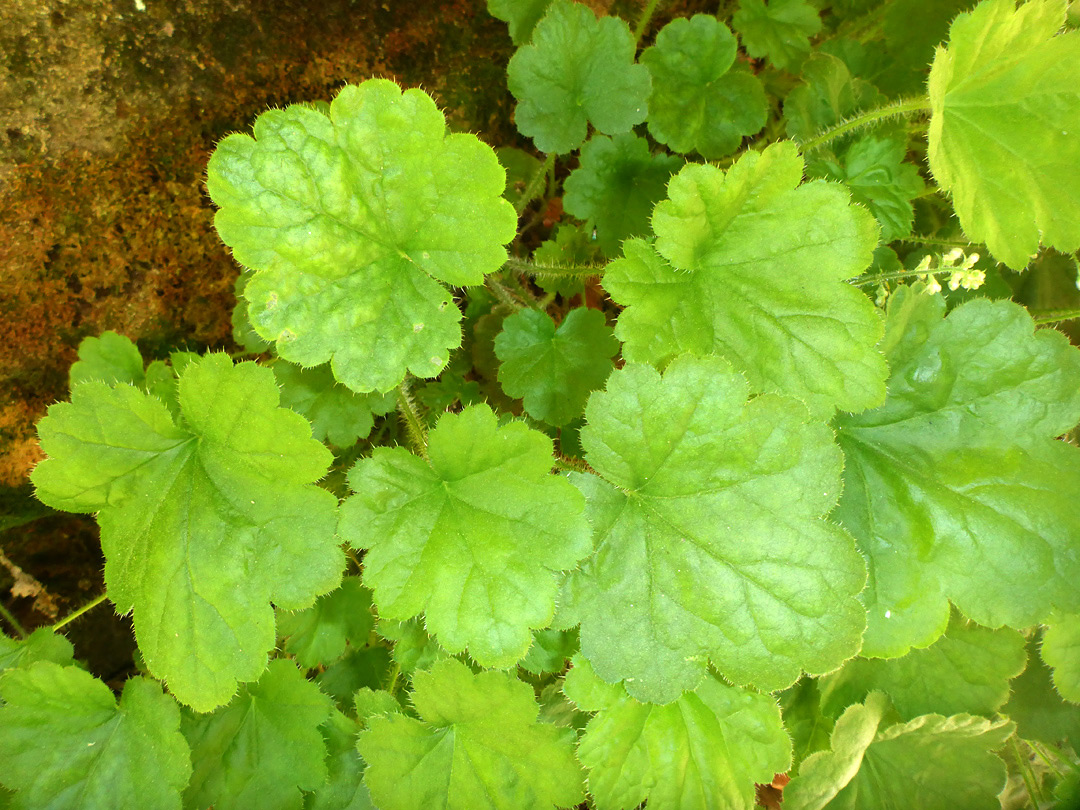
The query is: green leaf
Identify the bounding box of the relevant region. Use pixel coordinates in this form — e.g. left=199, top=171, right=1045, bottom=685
left=357, top=658, right=584, bottom=810
left=317, top=647, right=393, bottom=709
left=0, top=629, right=74, bottom=673
left=69, top=331, right=144, bottom=388
left=182, top=659, right=332, bottom=810
left=0, top=662, right=190, bottom=810
left=340, top=404, right=591, bottom=667
left=520, top=628, right=579, bottom=675
left=376, top=618, right=446, bottom=673
left=563, top=655, right=790, bottom=810
left=495, top=146, right=543, bottom=209
left=494, top=307, right=618, bottom=426
left=1043, top=613, right=1080, bottom=703
left=1005, top=636, right=1080, bottom=747
left=278, top=576, right=375, bottom=669
left=927, top=0, right=1080, bottom=269
left=807, top=128, right=925, bottom=242
left=779, top=679, right=835, bottom=775
left=273, top=361, right=396, bottom=447
left=879, top=0, right=972, bottom=96
left=833, top=287, right=1080, bottom=657
left=487, top=0, right=554, bottom=44
left=32, top=354, right=343, bottom=711
left=354, top=688, right=403, bottom=725
left=606, top=142, right=886, bottom=417
left=783, top=53, right=883, bottom=143
left=733, top=0, right=822, bottom=72
left=306, top=709, right=376, bottom=810
left=233, top=269, right=272, bottom=354
left=785, top=692, right=1014, bottom=810
left=565, top=355, right=867, bottom=702
left=506, top=0, right=651, bottom=154
left=641, top=15, right=768, bottom=159
left=208, top=79, right=517, bottom=392
left=561, top=134, right=682, bottom=257
left=817, top=613, right=1027, bottom=720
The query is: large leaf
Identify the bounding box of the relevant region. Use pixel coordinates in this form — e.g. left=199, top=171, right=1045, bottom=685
left=927, top=0, right=1080, bottom=269
left=340, top=404, right=591, bottom=667
left=641, top=15, right=767, bottom=159
left=0, top=663, right=190, bottom=810
left=817, top=613, right=1026, bottom=719
left=357, top=658, right=584, bottom=810
left=494, top=307, right=618, bottom=426
left=606, top=142, right=885, bottom=417
left=561, top=134, right=682, bottom=257
left=32, top=354, right=343, bottom=710
left=785, top=693, right=1013, bottom=810
left=564, top=355, right=867, bottom=703
left=563, top=655, right=790, bottom=810
left=208, top=79, right=517, bottom=392
left=833, top=286, right=1080, bottom=657
left=182, top=659, right=331, bottom=810
left=506, top=0, right=651, bottom=154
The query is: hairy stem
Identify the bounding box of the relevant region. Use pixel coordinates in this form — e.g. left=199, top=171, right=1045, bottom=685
left=553, top=454, right=591, bottom=474
left=1032, top=308, right=1080, bottom=325
left=798, top=96, right=933, bottom=153
left=515, top=153, right=556, bottom=216
left=851, top=267, right=951, bottom=286
left=51, top=593, right=108, bottom=632
left=396, top=378, right=429, bottom=460
left=634, top=0, right=664, bottom=46
left=0, top=600, right=27, bottom=639
left=504, top=256, right=606, bottom=280
left=894, top=235, right=977, bottom=250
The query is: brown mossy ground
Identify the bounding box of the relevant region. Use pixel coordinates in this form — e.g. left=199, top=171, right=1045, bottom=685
left=0, top=0, right=519, bottom=640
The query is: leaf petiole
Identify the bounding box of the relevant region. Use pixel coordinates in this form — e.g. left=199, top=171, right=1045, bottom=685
left=50, top=593, right=108, bottom=632
left=798, top=96, right=933, bottom=153
left=0, top=599, right=27, bottom=639
left=396, top=378, right=429, bottom=460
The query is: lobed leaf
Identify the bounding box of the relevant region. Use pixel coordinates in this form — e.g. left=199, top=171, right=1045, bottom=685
left=733, top=0, right=822, bottom=71
left=486, top=0, right=554, bottom=44
left=340, top=404, right=591, bottom=667
left=607, top=141, right=886, bottom=417
left=358, top=658, right=584, bottom=810
left=32, top=353, right=343, bottom=710
left=834, top=286, right=1080, bottom=657
left=927, top=0, right=1080, bottom=268
left=1043, top=613, right=1080, bottom=703
left=0, top=629, right=74, bottom=674
left=0, top=663, right=190, bottom=810
left=565, top=354, right=867, bottom=702
left=277, top=576, right=376, bottom=670
left=506, top=0, right=650, bottom=154
left=208, top=79, right=517, bottom=392
left=273, top=361, right=396, bottom=447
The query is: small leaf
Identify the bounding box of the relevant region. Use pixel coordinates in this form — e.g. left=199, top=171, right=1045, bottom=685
left=0, top=663, right=190, bottom=810
left=641, top=15, right=768, bottom=159
left=182, top=659, right=332, bottom=810
left=1005, top=636, right=1080, bottom=747
left=486, top=0, right=554, bottom=44
left=1043, top=613, right=1080, bottom=703
left=306, top=709, right=377, bottom=810
left=562, top=134, right=682, bottom=257
left=32, top=354, right=343, bottom=710
left=69, top=331, right=145, bottom=389
left=506, top=0, right=651, bottom=154
left=785, top=693, right=1014, bottom=810
left=784, top=53, right=883, bottom=143
left=495, top=307, right=618, bottom=426
left=520, top=628, right=580, bottom=675
left=358, top=658, right=584, bottom=810
left=566, top=355, right=867, bottom=702
left=273, top=361, right=396, bottom=447
left=0, top=629, right=74, bottom=673
left=208, top=80, right=517, bottom=392
left=278, top=576, right=376, bottom=669
left=733, top=0, right=822, bottom=71
left=563, top=655, right=790, bottom=810
left=927, top=0, right=1080, bottom=268
left=340, top=404, right=591, bottom=667
left=607, top=142, right=885, bottom=417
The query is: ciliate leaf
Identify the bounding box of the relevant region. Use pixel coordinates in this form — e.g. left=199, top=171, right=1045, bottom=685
left=358, top=658, right=584, bottom=810
left=273, top=361, right=396, bottom=447
left=376, top=618, right=446, bottom=674
left=1043, top=613, right=1080, bottom=703
left=32, top=353, right=343, bottom=710
left=563, top=655, right=790, bottom=810
left=277, top=576, right=375, bottom=669
left=779, top=679, right=835, bottom=775
left=561, top=134, right=682, bottom=257
left=784, top=53, right=883, bottom=143
left=641, top=15, right=768, bottom=159
left=564, top=355, right=867, bottom=703
left=733, top=0, right=822, bottom=71
left=927, top=0, right=1080, bottom=269
left=606, top=141, right=886, bottom=417
left=807, top=128, right=925, bottom=242
left=494, top=307, right=618, bottom=426
left=306, top=709, right=376, bottom=810
left=182, top=660, right=331, bottom=810
left=520, top=628, right=579, bottom=675
left=506, top=0, right=651, bottom=154
left=0, top=662, right=190, bottom=810
left=0, top=629, right=74, bottom=673
left=817, top=613, right=1027, bottom=719
left=833, top=286, right=1080, bottom=657
left=486, top=0, right=554, bottom=44
left=340, top=404, right=591, bottom=667
left=785, top=693, right=1014, bottom=810
left=208, top=79, right=517, bottom=392
left=879, top=0, right=972, bottom=96
left=68, top=331, right=144, bottom=388
left=1004, top=637, right=1080, bottom=747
